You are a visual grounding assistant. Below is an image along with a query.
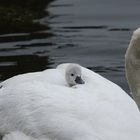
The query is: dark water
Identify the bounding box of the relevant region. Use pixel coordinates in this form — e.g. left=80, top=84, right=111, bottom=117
left=0, top=0, right=140, bottom=93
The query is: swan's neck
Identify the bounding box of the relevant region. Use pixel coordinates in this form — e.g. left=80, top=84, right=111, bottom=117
left=125, top=28, right=140, bottom=109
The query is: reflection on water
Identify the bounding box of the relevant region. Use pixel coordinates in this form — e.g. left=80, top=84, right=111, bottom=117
left=0, top=32, right=53, bottom=43
left=0, top=30, right=55, bottom=81
left=0, top=0, right=140, bottom=93
left=0, top=55, right=51, bottom=80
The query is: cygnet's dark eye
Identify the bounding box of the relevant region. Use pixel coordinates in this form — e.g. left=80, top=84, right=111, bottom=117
left=71, top=73, right=74, bottom=76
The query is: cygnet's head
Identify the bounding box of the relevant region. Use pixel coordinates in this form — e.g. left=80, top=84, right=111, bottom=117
left=65, top=64, right=85, bottom=87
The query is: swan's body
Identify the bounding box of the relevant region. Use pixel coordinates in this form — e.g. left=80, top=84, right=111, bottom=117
left=125, top=27, right=140, bottom=110
left=0, top=63, right=140, bottom=140
left=1, top=28, right=140, bottom=140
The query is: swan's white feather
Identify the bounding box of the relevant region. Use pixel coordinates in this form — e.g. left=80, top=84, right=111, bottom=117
left=2, top=131, right=49, bottom=140
left=0, top=64, right=140, bottom=140
left=3, top=131, right=34, bottom=140
left=0, top=69, right=66, bottom=88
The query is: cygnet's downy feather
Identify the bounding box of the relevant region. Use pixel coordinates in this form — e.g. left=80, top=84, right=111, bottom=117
left=65, top=64, right=85, bottom=86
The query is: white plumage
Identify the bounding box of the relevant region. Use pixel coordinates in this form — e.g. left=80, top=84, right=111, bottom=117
left=1, top=28, right=140, bottom=140
left=3, top=131, right=36, bottom=140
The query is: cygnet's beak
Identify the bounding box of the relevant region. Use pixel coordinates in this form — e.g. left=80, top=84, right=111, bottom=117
left=75, top=76, right=85, bottom=84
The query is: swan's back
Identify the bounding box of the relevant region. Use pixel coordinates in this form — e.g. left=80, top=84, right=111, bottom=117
left=0, top=68, right=66, bottom=88
left=0, top=64, right=140, bottom=140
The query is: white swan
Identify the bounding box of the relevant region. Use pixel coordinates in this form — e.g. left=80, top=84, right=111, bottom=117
left=0, top=28, right=140, bottom=140
left=125, top=27, right=140, bottom=110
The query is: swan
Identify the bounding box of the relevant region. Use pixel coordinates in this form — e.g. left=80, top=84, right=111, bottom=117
left=125, top=27, right=140, bottom=110
left=0, top=28, right=140, bottom=140
left=65, top=64, right=85, bottom=86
